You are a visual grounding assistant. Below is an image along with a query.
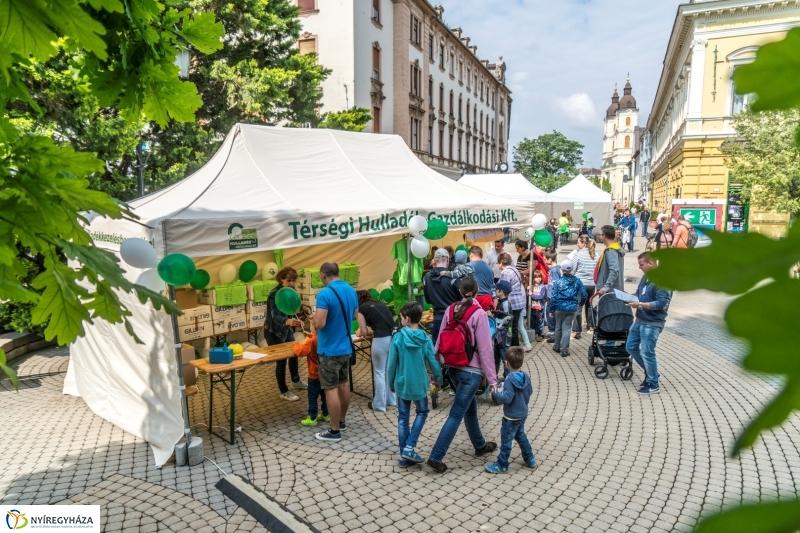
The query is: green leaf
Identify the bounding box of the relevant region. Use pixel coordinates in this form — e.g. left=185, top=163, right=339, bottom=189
left=733, top=28, right=800, bottom=113
left=141, top=64, right=202, bottom=126
left=85, top=282, right=129, bottom=323
left=648, top=230, right=800, bottom=294
left=0, top=347, right=19, bottom=389
left=179, top=12, right=224, bottom=54
left=0, top=263, right=40, bottom=303
left=732, top=379, right=800, bottom=455
left=694, top=498, right=800, bottom=533
left=30, top=260, right=90, bottom=344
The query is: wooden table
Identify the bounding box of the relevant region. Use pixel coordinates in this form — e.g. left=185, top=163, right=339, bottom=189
left=190, top=343, right=303, bottom=444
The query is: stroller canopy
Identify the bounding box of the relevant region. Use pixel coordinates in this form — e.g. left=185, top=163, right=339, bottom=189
left=596, top=295, right=634, bottom=334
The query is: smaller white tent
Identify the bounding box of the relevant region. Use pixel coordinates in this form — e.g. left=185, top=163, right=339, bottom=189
left=547, top=174, right=613, bottom=227
left=458, top=173, right=547, bottom=206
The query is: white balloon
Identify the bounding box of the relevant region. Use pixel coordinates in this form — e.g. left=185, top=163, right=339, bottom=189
left=523, top=227, right=535, bottom=240
left=219, top=264, right=237, bottom=285
left=531, top=213, right=548, bottom=231
left=263, top=262, right=279, bottom=280
left=410, top=235, right=430, bottom=258
left=408, top=215, right=428, bottom=236
left=120, top=238, right=158, bottom=269
left=135, top=268, right=164, bottom=292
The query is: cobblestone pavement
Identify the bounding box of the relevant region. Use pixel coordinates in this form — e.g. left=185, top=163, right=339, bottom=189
left=2, top=237, right=800, bottom=532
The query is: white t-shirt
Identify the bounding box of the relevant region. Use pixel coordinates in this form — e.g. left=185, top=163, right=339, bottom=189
left=486, top=248, right=502, bottom=278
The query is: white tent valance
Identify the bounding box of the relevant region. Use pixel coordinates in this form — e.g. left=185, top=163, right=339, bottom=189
left=458, top=173, right=547, bottom=204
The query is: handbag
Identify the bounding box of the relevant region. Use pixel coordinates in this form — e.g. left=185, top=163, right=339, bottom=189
left=329, top=285, right=357, bottom=366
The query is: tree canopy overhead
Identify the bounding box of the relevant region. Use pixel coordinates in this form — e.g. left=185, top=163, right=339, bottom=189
left=512, top=131, right=584, bottom=192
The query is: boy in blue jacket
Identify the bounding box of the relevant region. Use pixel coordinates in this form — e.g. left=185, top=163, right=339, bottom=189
left=486, top=347, right=537, bottom=473
left=387, top=302, right=443, bottom=467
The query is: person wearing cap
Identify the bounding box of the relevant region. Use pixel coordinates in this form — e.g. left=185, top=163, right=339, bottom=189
left=422, top=248, right=462, bottom=346
left=548, top=259, right=587, bottom=358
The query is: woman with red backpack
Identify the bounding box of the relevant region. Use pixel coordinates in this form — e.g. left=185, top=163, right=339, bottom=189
left=425, top=277, right=498, bottom=474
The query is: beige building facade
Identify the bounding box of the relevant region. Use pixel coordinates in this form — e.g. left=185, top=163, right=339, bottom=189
left=297, top=0, right=512, bottom=179
left=646, top=0, right=799, bottom=236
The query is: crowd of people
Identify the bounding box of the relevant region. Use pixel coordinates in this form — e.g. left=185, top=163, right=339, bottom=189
left=280, top=217, right=673, bottom=471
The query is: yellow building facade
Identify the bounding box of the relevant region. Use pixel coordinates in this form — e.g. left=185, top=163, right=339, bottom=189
left=647, top=0, right=798, bottom=237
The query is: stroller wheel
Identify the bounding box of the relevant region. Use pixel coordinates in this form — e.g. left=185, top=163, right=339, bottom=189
left=594, top=365, right=609, bottom=379
left=588, top=346, right=596, bottom=366
left=620, top=366, right=633, bottom=381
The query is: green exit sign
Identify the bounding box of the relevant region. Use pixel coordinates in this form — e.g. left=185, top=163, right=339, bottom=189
left=680, top=208, right=716, bottom=226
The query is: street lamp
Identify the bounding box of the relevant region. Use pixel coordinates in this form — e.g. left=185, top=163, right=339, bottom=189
left=135, top=141, right=150, bottom=198
left=493, top=162, right=509, bottom=173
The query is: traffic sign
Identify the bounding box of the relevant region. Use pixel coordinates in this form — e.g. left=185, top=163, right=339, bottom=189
left=680, top=208, right=716, bottom=227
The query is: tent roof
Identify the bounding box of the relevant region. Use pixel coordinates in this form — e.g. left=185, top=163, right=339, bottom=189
left=130, top=124, right=525, bottom=223
left=547, top=174, right=612, bottom=203
left=458, top=173, right=547, bottom=203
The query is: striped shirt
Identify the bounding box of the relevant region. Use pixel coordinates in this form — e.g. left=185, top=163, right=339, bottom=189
left=500, top=267, right=526, bottom=311
left=572, top=248, right=598, bottom=287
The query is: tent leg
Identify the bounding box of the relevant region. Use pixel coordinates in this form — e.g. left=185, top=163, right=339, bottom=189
left=169, top=284, right=204, bottom=465
left=406, top=236, right=413, bottom=304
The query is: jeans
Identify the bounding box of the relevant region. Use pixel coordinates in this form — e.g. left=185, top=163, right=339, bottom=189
left=497, top=417, right=535, bottom=468
left=626, top=322, right=662, bottom=387
left=307, top=378, right=328, bottom=418
left=529, top=306, right=544, bottom=335
left=267, top=331, right=300, bottom=393
left=429, top=369, right=487, bottom=462
left=546, top=302, right=556, bottom=334
left=494, top=344, right=509, bottom=378
left=431, top=316, right=443, bottom=346
left=554, top=311, right=576, bottom=354
left=371, top=336, right=396, bottom=411
left=641, top=222, right=648, bottom=237
left=397, top=397, right=429, bottom=453
left=627, top=233, right=634, bottom=252
left=510, top=309, right=522, bottom=347
left=573, top=286, right=596, bottom=332
left=518, top=311, right=530, bottom=348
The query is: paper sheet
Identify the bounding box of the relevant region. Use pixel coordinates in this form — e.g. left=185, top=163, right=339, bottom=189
left=614, top=289, right=639, bottom=303
left=242, top=351, right=264, bottom=360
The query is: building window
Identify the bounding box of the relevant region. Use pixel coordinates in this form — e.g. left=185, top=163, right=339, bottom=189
left=625, top=117, right=631, bottom=126
left=465, top=138, right=470, bottom=163
left=298, top=37, right=316, bottom=55
left=428, top=125, right=433, bottom=154
left=372, top=45, right=380, bottom=81
left=410, top=64, right=421, bottom=96
left=459, top=60, right=463, bottom=83
left=449, top=91, right=454, bottom=116
left=298, top=0, right=316, bottom=12
left=449, top=52, right=455, bottom=76
left=373, top=106, right=381, bottom=133
left=428, top=77, right=433, bottom=106
left=491, top=119, right=494, bottom=139
left=439, top=84, right=444, bottom=110
left=466, top=68, right=471, bottom=90
left=479, top=144, right=483, bottom=168
left=458, top=95, right=463, bottom=121
left=371, top=0, right=380, bottom=23
left=499, top=123, right=504, bottom=142
left=479, top=111, right=483, bottom=134
left=500, top=97, right=505, bottom=116
left=439, top=44, right=445, bottom=69
left=486, top=116, right=489, bottom=135
left=466, top=99, right=470, bottom=123
left=731, top=70, right=754, bottom=115
left=458, top=133, right=462, bottom=161
left=479, top=81, right=484, bottom=101
left=428, top=35, right=434, bottom=61
left=624, top=136, right=630, bottom=149
left=410, top=15, right=420, bottom=45
left=473, top=105, right=477, bottom=129
left=410, top=118, right=420, bottom=150
left=473, top=140, right=477, bottom=164
left=449, top=132, right=453, bottom=160
left=491, top=89, right=495, bottom=109
left=439, top=126, right=444, bottom=157
left=474, top=74, right=477, bottom=94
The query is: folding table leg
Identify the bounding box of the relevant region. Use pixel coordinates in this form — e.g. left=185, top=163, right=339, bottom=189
left=229, top=370, right=236, bottom=445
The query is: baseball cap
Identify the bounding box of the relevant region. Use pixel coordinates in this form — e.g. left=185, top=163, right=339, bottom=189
left=433, top=248, right=450, bottom=261
left=495, top=280, right=512, bottom=294
left=561, top=259, right=574, bottom=271
left=454, top=250, right=468, bottom=264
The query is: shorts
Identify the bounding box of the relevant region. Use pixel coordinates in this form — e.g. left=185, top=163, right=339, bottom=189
left=318, top=355, right=351, bottom=390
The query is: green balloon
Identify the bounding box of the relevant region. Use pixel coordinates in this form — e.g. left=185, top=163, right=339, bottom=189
left=275, top=287, right=302, bottom=315
left=380, top=288, right=394, bottom=304
left=351, top=319, right=359, bottom=334
left=190, top=269, right=210, bottom=290
left=534, top=229, right=553, bottom=248
left=456, top=244, right=469, bottom=254
left=368, top=288, right=380, bottom=299
left=582, top=212, right=588, bottom=219
left=157, top=254, right=196, bottom=286
left=239, top=260, right=258, bottom=282
left=426, top=218, right=448, bottom=240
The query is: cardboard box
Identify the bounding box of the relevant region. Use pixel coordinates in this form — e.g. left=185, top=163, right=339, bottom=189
left=212, top=316, right=247, bottom=336
left=177, top=305, right=212, bottom=327
left=246, top=300, right=268, bottom=315
left=247, top=312, right=266, bottom=329
left=183, top=363, right=196, bottom=387
left=197, top=284, right=248, bottom=306
left=180, top=343, right=195, bottom=365
left=175, top=288, right=198, bottom=310
left=246, top=280, right=279, bottom=302
left=178, top=321, right=212, bottom=342
left=300, top=292, right=317, bottom=307
left=296, top=281, right=323, bottom=296
left=210, top=304, right=246, bottom=321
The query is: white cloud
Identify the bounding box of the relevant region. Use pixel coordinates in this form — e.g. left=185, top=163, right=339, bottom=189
left=554, top=93, right=598, bottom=127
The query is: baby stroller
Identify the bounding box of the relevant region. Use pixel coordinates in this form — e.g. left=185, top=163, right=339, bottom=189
left=587, top=293, right=634, bottom=380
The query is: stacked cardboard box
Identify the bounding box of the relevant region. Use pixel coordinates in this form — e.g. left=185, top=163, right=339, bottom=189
left=181, top=343, right=196, bottom=387
left=175, top=289, right=213, bottom=341
left=210, top=305, right=247, bottom=335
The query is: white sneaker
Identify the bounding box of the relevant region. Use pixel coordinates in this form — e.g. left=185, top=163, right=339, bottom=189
left=292, top=380, right=308, bottom=390
left=280, top=391, right=299, bottom=401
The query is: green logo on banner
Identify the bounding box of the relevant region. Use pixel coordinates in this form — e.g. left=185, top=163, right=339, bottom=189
left=228, top=223, right=258, bottom=250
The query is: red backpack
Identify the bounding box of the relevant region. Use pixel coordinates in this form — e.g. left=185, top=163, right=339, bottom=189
left=437, top=303, right=479, bottom=368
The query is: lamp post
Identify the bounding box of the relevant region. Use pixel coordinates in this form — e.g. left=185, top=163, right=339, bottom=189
left=492, top=162, right=509, bottom=173
left=135, top=141, right=150, bottom=198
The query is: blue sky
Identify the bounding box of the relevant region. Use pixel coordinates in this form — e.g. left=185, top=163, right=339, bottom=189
left=443, top=0, right=682, bottom=167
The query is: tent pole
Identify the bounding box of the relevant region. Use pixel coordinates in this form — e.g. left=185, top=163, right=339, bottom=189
left=406, top=236, right=413, bottom=304
left=169, top=285, right=194, bottom=453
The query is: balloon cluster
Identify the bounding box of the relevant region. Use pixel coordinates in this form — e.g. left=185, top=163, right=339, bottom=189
left=520, top=214, right=553, bottom=248
left=120, top=239, right=198, bottom=291
left=407, top=216, right=449, bottom=259
left=218, top=260, right=279, bottom=285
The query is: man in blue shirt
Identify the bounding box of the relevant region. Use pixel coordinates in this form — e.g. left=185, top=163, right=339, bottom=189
left=617, top=209, right=637, bottom=253
left=313, top=262, right=358, bottom=442
left=626, top=253, right=672, bottom=395
left=468, top=246, right=497, bottom=311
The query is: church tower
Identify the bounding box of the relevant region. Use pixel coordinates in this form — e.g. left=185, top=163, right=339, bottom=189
left=600, top=76, right=639, bottom=204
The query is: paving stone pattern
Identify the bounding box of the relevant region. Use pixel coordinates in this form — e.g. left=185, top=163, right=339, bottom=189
left=2, top=241, right=800, bottom=532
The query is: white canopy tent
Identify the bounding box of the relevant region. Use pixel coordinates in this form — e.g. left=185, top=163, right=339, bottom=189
left=64, top=124, right=536, bottom=464
left=547, top=174, right=613, bottom=227
left=458, top=173, right=548, bottom=207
